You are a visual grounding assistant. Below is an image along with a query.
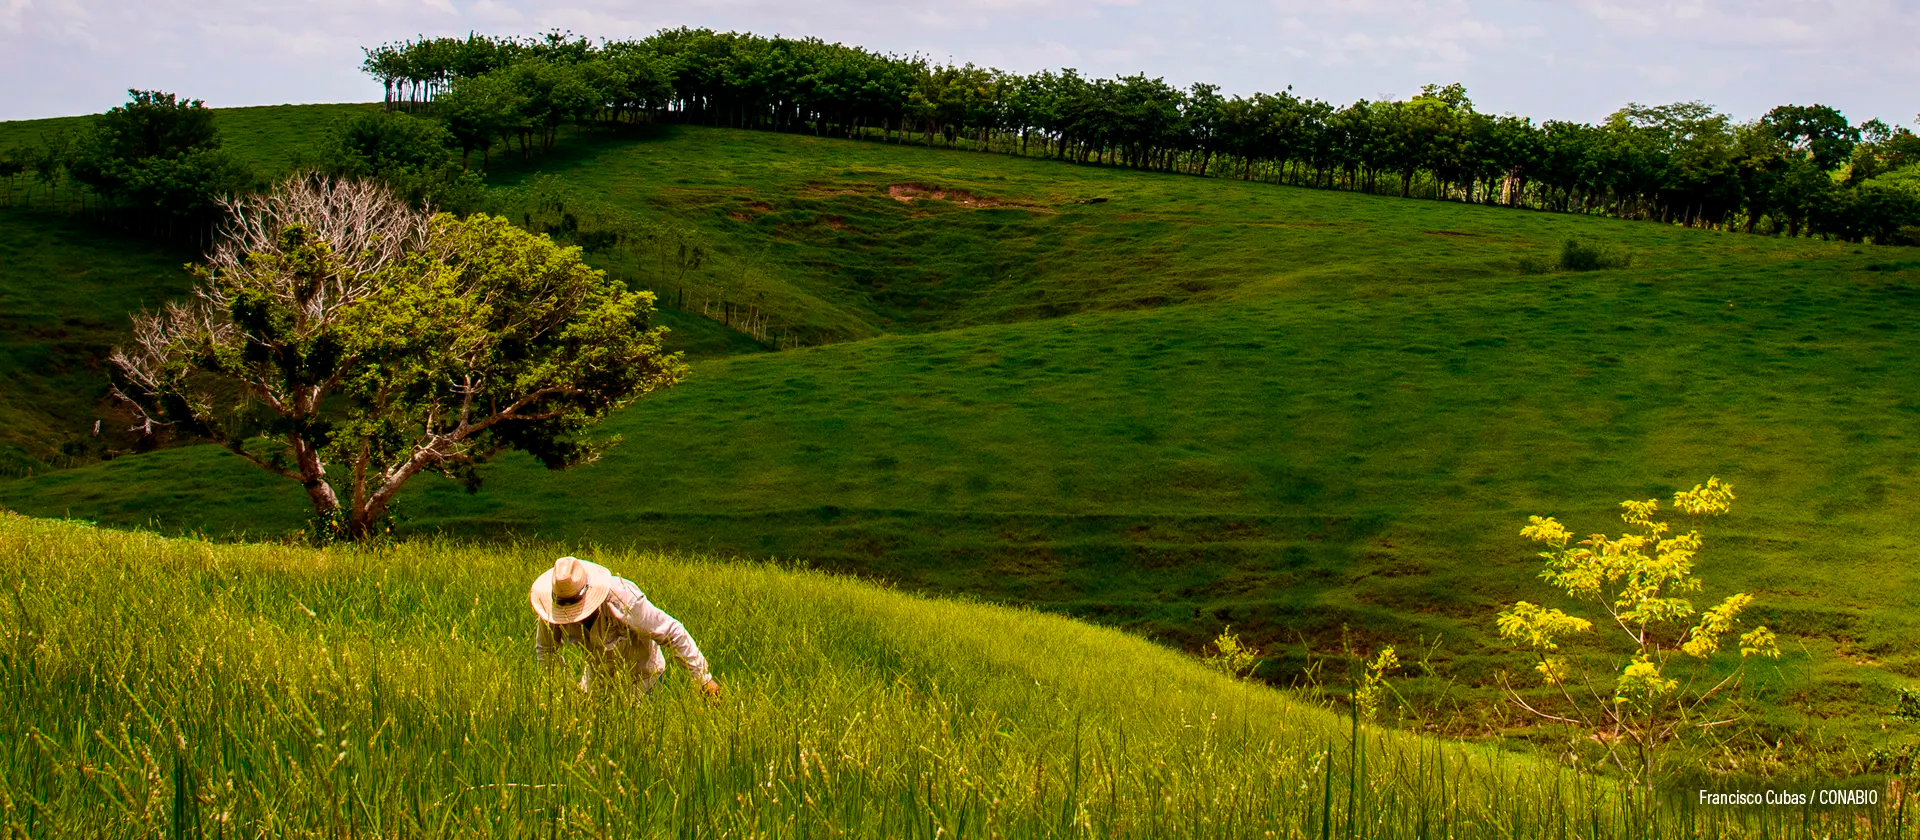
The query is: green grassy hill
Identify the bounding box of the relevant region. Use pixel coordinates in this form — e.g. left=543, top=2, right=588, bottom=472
left=0, top=210, right=199, bottom=471
left=481, top=125, right=1729, bottom=344
left=0, top=513, right=1888, bottom=838
left=0, top=104, right=381, bottom=467
left=0, top=103, right=384, bottom=175
left=4, top=111, right=1919, bottom=770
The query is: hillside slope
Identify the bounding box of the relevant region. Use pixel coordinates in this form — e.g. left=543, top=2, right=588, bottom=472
left=0, top=512, right=1654, bottom=838
left=0, top=103, right=383, bottom=176
left=7, top=237, right=1915, bottom=759
left=4, top=110, right=1918, bottom=769
left=0, top=210, right=197, bottom=469
left=484, top=125, right=1902, bottom=345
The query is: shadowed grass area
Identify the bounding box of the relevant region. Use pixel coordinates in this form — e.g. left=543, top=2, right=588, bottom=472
left=0, top=209, right=196, bottom=468
left=0, top=104, right=385, bottom=466
left=5, top=513, right=1906, bottom=838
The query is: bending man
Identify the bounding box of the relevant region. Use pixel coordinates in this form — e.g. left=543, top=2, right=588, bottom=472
left=530, top=556, right=720, bottom=696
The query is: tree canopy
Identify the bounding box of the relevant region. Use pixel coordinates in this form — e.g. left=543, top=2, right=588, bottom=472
left=66, top=89, right=254, bottom=223
left=306, top=110, right=480, bottom=210
left=108, top=176, right=687, bottom=539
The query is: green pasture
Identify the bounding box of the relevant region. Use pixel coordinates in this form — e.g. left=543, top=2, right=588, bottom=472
left=4, top=513, right=1908, bottom=838
left=8, top=237, right=1917, bottom=765
left=4, top=110, right=1920, bottom=773
left=479, top=125, right=1913, bottom=346
left=0, top=103, right=380, bottom=177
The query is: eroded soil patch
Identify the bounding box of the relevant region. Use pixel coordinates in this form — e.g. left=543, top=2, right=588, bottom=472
left=800, top=182, right=871, bottom=199
left=729, top=200, right=777, bottom=221
left=888, top=183, right=1048, bottom=211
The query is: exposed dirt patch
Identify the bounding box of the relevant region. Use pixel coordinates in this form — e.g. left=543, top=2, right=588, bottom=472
left=887, top=183, right=1049, bottom=211
left=800, top=182, right=871, bottom=199
left=822, top=216, right=859, bottom=232
left=729, top=201, right=776, bottom=222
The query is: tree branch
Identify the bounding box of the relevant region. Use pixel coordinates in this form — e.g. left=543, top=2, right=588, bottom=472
left=225, top=441, right=303, bottom=483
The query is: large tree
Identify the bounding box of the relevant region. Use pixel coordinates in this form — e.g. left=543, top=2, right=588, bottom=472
left=1762, top=104, right=1858, bottom=172
left=109, top=176, right=686, bottom=539
left=438, top=71, right=527, bottom=171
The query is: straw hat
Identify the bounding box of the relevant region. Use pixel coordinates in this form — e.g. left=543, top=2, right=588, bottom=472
left=529, top=556, right=614, bottom=624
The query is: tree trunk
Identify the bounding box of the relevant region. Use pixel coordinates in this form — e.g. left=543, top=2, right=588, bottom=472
left=292, top=438, right=341, bottom=527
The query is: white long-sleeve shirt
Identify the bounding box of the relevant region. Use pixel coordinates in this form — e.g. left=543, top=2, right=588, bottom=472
left=533, top=578, right=711, bottom=691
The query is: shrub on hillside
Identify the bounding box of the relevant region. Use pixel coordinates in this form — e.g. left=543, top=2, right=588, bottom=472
left=1558, top=237, right=1634, bottom=271
left=1202, top=625, right=1263, bottom=680
left=1496, top=477, right=1781, bottom=785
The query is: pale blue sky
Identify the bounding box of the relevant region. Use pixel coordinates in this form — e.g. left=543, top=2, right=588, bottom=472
left=2, top=0, right=1913, bottom=127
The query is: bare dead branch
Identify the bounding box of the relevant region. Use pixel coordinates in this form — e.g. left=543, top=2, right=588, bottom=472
left=108, top=299, right=231, bottom=426
left=199, top=175, right=432, bottom=337
left=1503, top=691, right=1586, bottom=726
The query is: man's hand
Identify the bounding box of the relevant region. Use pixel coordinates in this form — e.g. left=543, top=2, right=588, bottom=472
left=702, top=677, right=722, bottom=698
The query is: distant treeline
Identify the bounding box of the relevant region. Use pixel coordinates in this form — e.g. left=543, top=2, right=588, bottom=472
left=361, top=28, right=1920, bottom=245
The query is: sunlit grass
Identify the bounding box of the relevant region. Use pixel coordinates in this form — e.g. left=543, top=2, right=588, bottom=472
left=10, top=513, right=1913, bottom=838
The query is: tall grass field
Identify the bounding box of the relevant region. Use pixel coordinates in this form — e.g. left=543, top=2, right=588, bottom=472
left=2, top=513, right=1913, bottom=838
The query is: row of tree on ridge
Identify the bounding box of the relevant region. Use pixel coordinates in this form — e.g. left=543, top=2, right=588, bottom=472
left=361, top=28, right=1920, bottom=244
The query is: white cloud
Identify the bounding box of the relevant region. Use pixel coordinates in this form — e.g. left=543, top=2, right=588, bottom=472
left=1, top=0, right=31, bottom=35
left=1250, top=0, right=1527, bottom=79
left=466, top=0, right=525, bottom=26
left=6, top=0, right=93, bottom=47
left=1573, top=0, right=1903, bottom=49
left=1559, top=0, right=1920, bottom=120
